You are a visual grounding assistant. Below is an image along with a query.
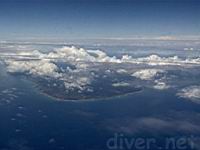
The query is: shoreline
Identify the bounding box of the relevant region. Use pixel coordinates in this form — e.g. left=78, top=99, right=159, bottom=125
left=37, top=87, right=143, bottom=103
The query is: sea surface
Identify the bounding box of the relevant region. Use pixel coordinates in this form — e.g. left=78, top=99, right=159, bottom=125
left=0, top=42, right=200, bottom=150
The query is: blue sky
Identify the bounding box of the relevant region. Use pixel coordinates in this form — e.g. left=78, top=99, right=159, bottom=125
left=0, top=0, right=199, bottom=40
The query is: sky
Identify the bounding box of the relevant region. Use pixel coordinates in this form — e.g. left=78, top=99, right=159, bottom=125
left=0, top=0, right=200, bottom=40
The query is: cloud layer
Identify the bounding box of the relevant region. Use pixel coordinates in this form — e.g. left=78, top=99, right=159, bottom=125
left=1, top=46, right=200, bottom=100
left=1, top=46, right=200, bottom=66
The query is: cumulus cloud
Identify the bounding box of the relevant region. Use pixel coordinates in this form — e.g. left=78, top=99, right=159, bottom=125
left=122, top=54, right=200, bottom=66
left=2, top=45, right=200, bottom=99
left=63, top=76, right=91, bottom=92
left=2, top=47, right=100, bottom=94
left=131, top=69, right=165, bottom=80
left=153, top=80, right=170, bottom=90
left=0, top=46, right=179, bottom=95
left=2, top=46, right=200, bottom=66
left=177, top=86, right=200, bottom=104
left=47, top=46, right=96, bottom=62
left=131, top=69, right=170, bottom=90
left=5, top=59, right=60, bottom=78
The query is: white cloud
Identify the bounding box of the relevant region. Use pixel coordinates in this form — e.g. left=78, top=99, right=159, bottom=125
left=116, top=69, right=127, bottom=74
left=131, top=69, right=170, bottom=90
left=112, top=82, right=130, bottom=87
left=63, top=76, right=91, bottom=92
left=184, top=47, right=194, bottom=51
left=47, top=46, right=96, bottom=62
left=2, top=45, right=200, bottom=97
left=153, top=80, right=170, bottom=90
left=131, top=69, right=165, bottom=80
left=0, top=88, right=22, bottom=104
left=154, top=36, right=177, bottom=40
left=2, top=46, right=200, bottom=67
left=5, top=59, right=60, bottom=78
left=122, top=54, right=200, bottom=66
left=177, top=86, right=200, bottom=103
left=3, top=46, right=99, bottom=93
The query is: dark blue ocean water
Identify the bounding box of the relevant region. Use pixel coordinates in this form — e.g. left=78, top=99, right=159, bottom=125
left=1, top=42, right=200, bottom=150
left=0, top=63, right=200, bottom=150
